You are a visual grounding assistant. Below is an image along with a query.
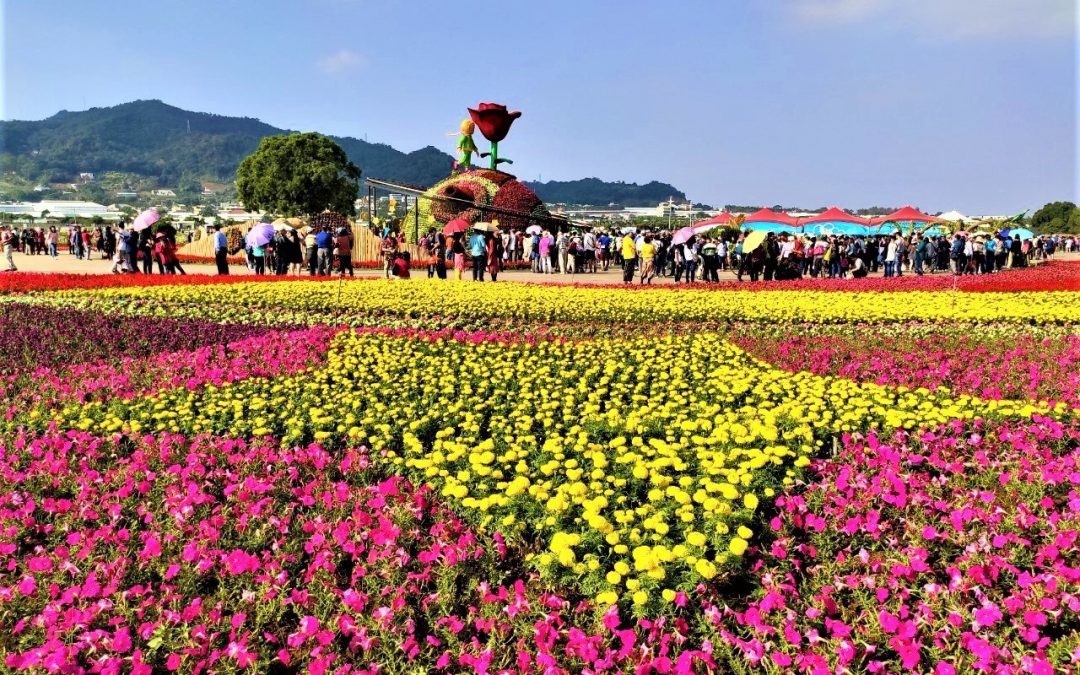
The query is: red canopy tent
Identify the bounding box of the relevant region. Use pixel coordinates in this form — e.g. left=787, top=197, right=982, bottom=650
left=743, top=208, right=800, bottom=227
left=800, top=207, right=870, bottom=225
left=693, top=212, right=735, bottom=228
left=872, top=206, right=941, bottom=225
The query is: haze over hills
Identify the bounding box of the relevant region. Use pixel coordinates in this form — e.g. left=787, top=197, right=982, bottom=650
left=0, top=100, right=687, bottom=207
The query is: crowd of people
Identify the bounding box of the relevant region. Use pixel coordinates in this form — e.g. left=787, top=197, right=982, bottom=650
left=0, top=222, right=186, bottom=274
left=409, top=225, right=1077, bottom=284
left=2, top=221, right=1077, bottom=282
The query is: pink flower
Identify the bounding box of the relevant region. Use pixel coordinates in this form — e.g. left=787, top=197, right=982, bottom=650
left=973, top=603, right=1002, bottom=629
left=16, top=576, right=35, bottom=596
left=141, top=534, right=161, bottom=559
left=112, top=627, right=132, bottom=653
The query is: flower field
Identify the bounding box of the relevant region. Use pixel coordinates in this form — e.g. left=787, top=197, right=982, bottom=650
left=1, top=270, right=1078, bottom=673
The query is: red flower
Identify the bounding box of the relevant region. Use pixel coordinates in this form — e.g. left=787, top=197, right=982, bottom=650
left=468, top=103, right=522, bottom=143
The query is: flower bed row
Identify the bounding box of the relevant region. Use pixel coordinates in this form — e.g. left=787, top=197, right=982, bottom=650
left=3, top=417, right=1077, bottom=672
left=0, top=304, right=275, bottom=375
left=532, top=260, right=1080, bottom=294
left=735, top=329, right=1080, bottom=410
left=53, top=279, right=1080, bottom=325
left=0, top=271, right=349, bottom=296
left=1, top=325, right=341, bottom=429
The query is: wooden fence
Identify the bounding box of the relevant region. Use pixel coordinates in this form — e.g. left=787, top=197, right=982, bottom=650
left=178, top=221, right=425, bottom=263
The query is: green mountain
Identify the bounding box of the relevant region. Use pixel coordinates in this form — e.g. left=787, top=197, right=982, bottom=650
left=0, top=100, right=686, bottom=207
left=525, top=177, right=685, bottom=207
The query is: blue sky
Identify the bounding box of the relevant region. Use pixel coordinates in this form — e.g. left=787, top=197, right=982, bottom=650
left=2, top=0, right=1076, bottom=213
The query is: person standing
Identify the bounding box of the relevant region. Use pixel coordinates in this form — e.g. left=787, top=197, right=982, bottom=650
left=213, top=224, right=230, bottom=275
left=621, top=231, right=637, bottom=283
left=335, top=226, right=354, bottom=277
left=950, top=235, right=965, bottom=275
left=538, top=231, right=554, bottom=274
left=46, top=226, right=58, bottom=258
left=762, top=233, right=780, bottom=281
left=983, top=236, right=997, bottom=274
left=134, top=228, right=149, bottom=274
left=112, top=224, right=131, bottom=274
left=598, top=231, right=611, bottom=271
left=884, top=237, right=897, bottom=277
left=469, top=229, right=487, bottom=281
left=250, top=239, right=266, bottom=275
left=429, top=228, right=447, bottom=279
left=1, top=225, right=16, bottom=271
left=682, top=238, right=699, bottom=283
left=700, top=237, right=719, bottom=282
left=582, top=229, right=597, bottom=273
left=914, top=236, right=927, bottom=276
left=893, top=234, right=907, bottom=277
left=316, top=227, right=334, bottom=275
left=304, top=227, right=318, bottom=275
left=81, top=228, right=92, bottom=260
left=380, top=230, right=397, bottom=278
left=486, top=232, right=503, bottom=281
left=71, top=226, right=84, bottom=259
left=451, top=233, right=466, bottom=280
left=639, top=235, right=656, bottom=284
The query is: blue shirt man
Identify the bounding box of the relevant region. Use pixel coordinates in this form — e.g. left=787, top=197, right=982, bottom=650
left=315, top=230, right=333, bottom=249
left=214, top=229, right=227, bottom=252
left=469, top=233, right=486, bottom=257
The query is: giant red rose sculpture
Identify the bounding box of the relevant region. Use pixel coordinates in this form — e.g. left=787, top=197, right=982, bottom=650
left=467, top=102, right=521, bottom=169
left=468, top=103, right=521, bottom=143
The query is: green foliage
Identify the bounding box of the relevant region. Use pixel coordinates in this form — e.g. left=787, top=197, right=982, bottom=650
left=1031, top=201, right=1078, bottom=234
left=236, top=133, right=360, bottom=217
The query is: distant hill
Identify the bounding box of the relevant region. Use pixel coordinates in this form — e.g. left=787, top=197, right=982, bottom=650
left=0, top=100, right=686, bottom=207
left=526, top=177, right=685, bottom=207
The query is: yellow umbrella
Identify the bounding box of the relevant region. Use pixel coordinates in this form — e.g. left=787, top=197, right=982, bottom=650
left=742, top=230, right=767, bottom=253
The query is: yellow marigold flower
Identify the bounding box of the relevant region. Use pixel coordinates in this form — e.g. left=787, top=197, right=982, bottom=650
left=729, top=537, right=749, bottom=556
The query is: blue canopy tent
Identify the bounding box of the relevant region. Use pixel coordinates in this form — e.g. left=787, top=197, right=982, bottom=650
left=743, top=220, right=800, bottom=235
left=742, top=208, right=802, bottom=236
left=799, top=207, right=872, bottom=238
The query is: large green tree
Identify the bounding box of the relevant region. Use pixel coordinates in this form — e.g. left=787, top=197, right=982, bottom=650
left=236, top=132, right=360, bottom=217
left=1030, top=201, right=1077, bottom=234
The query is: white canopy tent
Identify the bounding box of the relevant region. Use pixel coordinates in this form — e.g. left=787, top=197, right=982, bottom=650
left=936, top=210, right=969, bottom=222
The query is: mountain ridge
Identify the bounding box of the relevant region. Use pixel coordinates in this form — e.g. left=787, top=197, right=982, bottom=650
left=0, top=100, right=687, bottom=207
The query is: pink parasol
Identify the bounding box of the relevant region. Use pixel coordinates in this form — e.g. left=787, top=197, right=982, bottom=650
left=132, top=209, right=161, bottom=232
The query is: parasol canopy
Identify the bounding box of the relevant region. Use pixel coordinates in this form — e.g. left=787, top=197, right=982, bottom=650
left=1003, top=228, right=1035, bottom=240
left=472, top=222, right=499, bottom=233
left=246, top=222, right=275, bottom=248
left=132, top=209, right=160, bottom=232
left=671, top=226, right=696, bottom=246
left=443, top=218, right=470, bottom=236
left=742, top=230, right=767, bottom=253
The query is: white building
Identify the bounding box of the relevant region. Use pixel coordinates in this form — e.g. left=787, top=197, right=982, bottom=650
left=0, top=200, right=113, bottom=219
